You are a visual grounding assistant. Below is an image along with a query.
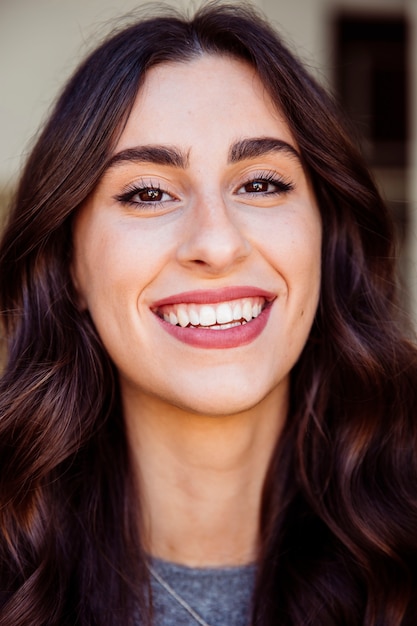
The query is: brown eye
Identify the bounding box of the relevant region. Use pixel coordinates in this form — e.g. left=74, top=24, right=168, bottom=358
left=244, top=180, right=270, bottom=193
left=138, top=188, right=165, bottom=202
left=116, top=184, right=175, bottom=207
left=236, top=175, right=294, bottom=197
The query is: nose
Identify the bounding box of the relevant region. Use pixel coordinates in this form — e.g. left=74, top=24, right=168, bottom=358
left=176, top=195, right=252, bottom=274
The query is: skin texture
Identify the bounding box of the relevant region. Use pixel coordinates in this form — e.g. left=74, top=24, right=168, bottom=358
left=72, top=55, right=322, bottom=565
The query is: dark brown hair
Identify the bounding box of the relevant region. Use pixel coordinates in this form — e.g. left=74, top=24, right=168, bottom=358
left=1, top=3, right=417, bottom=624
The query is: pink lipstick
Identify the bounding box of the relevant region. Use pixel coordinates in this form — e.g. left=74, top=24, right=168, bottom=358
left=151, top=287, right=275, bottom=349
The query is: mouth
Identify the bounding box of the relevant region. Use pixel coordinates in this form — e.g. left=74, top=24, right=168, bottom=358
left=150, top=287, right=275, bottom=349
left=153, top=296, right=268, bottom=330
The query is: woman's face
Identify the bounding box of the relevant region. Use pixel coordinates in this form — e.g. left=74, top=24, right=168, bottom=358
left=72, top=55, right=322, bottom=416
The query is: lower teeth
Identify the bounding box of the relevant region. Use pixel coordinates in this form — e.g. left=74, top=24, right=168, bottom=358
left=179, top=320, right=248, bottom=330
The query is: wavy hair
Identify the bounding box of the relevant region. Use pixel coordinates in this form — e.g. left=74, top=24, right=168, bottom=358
left=1, top=3, right=417, bottom=624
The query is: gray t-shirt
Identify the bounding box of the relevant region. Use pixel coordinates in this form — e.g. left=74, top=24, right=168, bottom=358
left=149, top=558, right=256, bottom=626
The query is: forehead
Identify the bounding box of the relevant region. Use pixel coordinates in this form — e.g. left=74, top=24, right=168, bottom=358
left=115, top=54, right=295, bottom=153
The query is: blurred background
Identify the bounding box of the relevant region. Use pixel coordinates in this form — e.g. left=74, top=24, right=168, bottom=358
left=1, top=0, right=416, bottom=325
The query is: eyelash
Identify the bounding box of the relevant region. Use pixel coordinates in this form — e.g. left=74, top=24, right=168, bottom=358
left=114, top=171, right=295, bottom=209
left=115, top=180, right=174, bottom=209
left=236, top=171, right=294, bottom=196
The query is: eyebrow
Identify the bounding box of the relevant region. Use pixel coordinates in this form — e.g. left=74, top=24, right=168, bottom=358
left=228, top=137, right=301, bottom=163
left=105, top=137, right=301, bottom=172
left=105, top=145, right=189, bottom=170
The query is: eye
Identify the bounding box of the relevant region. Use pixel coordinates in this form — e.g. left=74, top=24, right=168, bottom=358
left=236, top=173, right=294, bottom=196
left=240, top=180, right=276, bottom=194
left=130, top=187, right=171, bottom=203
left=115, top=182, right=175, bottom=208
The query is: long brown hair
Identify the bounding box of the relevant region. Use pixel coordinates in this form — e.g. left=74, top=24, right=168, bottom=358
left=1, top=3, right=416, bottom=624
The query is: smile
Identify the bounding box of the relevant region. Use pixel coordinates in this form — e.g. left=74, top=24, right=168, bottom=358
left=151, top=288, right=275, bottom=349
left=154, top=297, right=265, bottom=330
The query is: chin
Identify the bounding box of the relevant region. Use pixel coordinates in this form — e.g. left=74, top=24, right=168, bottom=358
left=170, top=378, right=284, bottom=418
left=179, top=398, right=258, bottom=418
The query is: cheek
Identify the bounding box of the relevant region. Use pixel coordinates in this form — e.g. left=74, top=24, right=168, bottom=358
left=259, top=210, right=322, bottom=286
left=72, top=220, right=177, bottom=329
left=296, top=223, right=322, bottom=319
left=73, top=241, right=133, bottom=313
left=272, top=211, right=322, bottom=339
left=72, top=218, right=136, bottom=303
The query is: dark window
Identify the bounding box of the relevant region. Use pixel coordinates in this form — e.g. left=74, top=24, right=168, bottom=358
left=334, top=14, right=409, bottom=167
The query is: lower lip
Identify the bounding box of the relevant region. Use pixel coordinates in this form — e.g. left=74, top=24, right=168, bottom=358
left=153, top=304, right=273, bottom=349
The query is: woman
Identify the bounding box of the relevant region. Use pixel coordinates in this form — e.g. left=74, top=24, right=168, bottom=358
left=0, top=3, right=416, bottom=625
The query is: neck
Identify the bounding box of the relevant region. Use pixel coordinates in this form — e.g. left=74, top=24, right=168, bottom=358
left=123, top=384, right=288, bottom=567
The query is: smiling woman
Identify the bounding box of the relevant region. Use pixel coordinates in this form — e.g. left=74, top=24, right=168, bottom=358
left=0, top=3, right=417, bottom=626
left=72, top=55, right=321, bottom=417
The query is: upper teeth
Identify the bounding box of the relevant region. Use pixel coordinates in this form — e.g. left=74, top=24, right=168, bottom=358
left=158, top=297, right=265, bottom=328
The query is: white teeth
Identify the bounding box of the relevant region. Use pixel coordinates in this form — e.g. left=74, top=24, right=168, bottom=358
left=210, top=321, right=242, bottom=330
left=216, top=302, right=233, bottom=324
left=242, top=300, right=252, bottom=322
left=169, top=311, right=178, bottom=325
left=199, top=305, right=217, bottom=327
left=159, top=296, right=266, bottom=328
left=232, top=302, right=242, bottom=321
left=188, top=305, right=199, bottom=326
left=177, top=306, right=189, bottom=328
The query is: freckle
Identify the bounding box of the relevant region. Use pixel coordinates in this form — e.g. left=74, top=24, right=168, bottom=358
left=300, top=309, right=304, bottom=317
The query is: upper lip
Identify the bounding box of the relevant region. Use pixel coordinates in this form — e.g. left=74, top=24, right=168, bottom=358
left=151, top=286, right=276, bottom=307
